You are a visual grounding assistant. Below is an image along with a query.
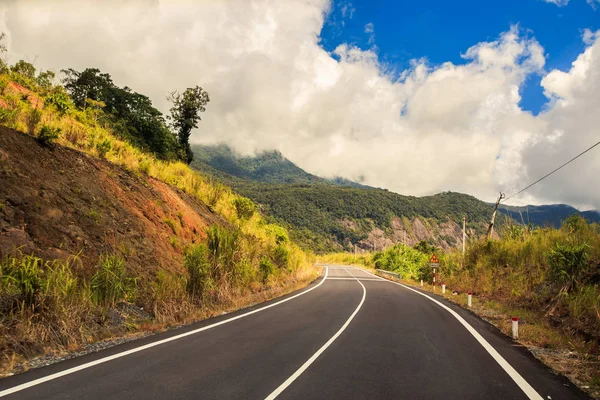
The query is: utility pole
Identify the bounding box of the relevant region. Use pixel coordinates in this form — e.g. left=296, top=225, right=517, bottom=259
left=487, top=192, right=505, bottom=240
left=462, top=215, right=466, bottom=255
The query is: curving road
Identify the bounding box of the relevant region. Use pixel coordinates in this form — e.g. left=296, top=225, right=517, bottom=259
left=0, top=266, right=590, bottom=399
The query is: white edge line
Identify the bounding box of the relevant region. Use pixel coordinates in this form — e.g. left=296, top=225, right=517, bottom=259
left=358, top=267, right=543, bottom=400
left=0, top=267, right=330, bottom=397
left=265, top=268, right=366, bottom=400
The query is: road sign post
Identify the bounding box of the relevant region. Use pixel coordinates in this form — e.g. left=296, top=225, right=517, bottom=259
left=429, top=253, right=439, bottom=290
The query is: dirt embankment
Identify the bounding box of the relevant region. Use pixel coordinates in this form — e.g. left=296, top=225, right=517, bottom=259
left=0, top=126, right=226, bottom=278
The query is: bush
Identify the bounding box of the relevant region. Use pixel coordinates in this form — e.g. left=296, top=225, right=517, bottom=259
left=96, top=138, right=112, bottom=158
left=0, top=254, right=45, bottom=308
left=233, top=197, right=256, bottom=220
left=184, top=244, right=211, bottom=298
left=259, top=257, right=275, bottom=282
left=373, top=243, right=428, bottom=280
left=26, top=107, right=42, bottom=135
left=44, top=89, right=73, bottom=115
left=547, top=243, right=589, bottom=285
left=37, top=124, right=61, bottom=145
left=272, top=245, right=289, bottom=269
left=90, top=255, right=135, bottom=306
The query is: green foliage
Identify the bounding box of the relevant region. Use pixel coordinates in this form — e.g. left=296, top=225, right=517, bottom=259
left=372, top=244, right=429, bottom=280
left=90, top=255, right=136, bottom=306
left=0, top=75, right=9, bottom=93
left=62, top=68, right=181, bottom=161
left=25, top=107, right=42, bottom=135
left=0, top=254, right=79, bottom=310
left=562, top=214, right=588, bottom=234
left=12, top=60, right=36, bottom=79
left=259, top=257, right=275, bottom=282
left=37, top=124, right=61, bottom=145
left=206, top=225, right=239, bottom=275
left=266, top=224, right=289, bottom=245
left=272, top=245, right=290, bottom=269
left=547, top=243, right=589, bottom=284
left=0, top=254, right=45, bottom=307
left=44, top=88, right=73, bottom=115
left=0, top=33, right=7, bottom=74
left=233, top=197, right=256, bottom=220
left=504, top=224, right=525, bottom=241
left=96, top=138, right=112, bottom=158
left=0, top=106, right=20, bottom=126
left=184, top=244, right=212, bottom=298
left=36, top=70, right=56, bottom=91
left=168, top=86, right=210, bottom=163
left=413, top=240, right=437, bottom=255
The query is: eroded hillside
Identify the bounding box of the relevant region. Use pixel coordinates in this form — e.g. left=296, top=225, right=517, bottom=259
left=0, top=126, right=224, bottom=278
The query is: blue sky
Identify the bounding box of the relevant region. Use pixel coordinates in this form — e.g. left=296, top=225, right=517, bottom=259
left=320, top=0, right=599, bottom=114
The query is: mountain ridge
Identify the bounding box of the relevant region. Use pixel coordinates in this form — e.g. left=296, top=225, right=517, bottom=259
left=191, top=143, right=598, bottom=252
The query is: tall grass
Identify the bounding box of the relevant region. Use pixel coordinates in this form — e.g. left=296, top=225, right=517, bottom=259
left=90, top=255, right=136, bottom=306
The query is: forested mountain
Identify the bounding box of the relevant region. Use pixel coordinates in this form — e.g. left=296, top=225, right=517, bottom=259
left=191, top=145, right=509, bottom=252
left=498, top=204, right=600, bottom=227
left=191, top=144, right=370, bottom=188
left=190, top=144, right=598, bottom=253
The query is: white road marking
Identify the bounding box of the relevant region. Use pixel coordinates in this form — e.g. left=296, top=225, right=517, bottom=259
left=0, top=267, right=330, bottom=398
left=327, top=277, right=383, bottom=281
left=265, top=268, right=366, bottom=400
left=359, top=268, right=543, bottom=400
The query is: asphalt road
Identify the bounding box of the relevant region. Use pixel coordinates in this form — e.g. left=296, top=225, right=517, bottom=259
left=0, top=266, right=590, bottom=399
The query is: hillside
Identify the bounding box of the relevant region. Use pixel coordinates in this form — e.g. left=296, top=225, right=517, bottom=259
left=0, top=126, right=223, bottom=278
left=190, top=146, right=509, bottom=253
left=0, top=63, right=314, bottom=373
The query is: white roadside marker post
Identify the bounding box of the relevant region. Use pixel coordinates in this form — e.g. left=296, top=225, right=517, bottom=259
left=442, top=282, right=446, bottom=294
left=420, top=279, right=423, bottom=287
left=512, top=317, right=519, bottom=339
left=429, top=253, right=439, bottom=292
left=467, top=291, right=472, bottom=308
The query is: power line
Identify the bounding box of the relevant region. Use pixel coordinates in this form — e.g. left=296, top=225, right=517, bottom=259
left=502, top=140, right=600, bottom=203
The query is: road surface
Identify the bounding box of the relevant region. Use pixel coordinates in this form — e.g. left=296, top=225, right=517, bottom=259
left=0, top=266, right=589, bottom=399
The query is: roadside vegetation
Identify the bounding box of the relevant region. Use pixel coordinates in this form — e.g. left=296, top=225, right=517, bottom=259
left=320, top=216, right=600, bottom=397
left=0, top=35, right=315, bottom=373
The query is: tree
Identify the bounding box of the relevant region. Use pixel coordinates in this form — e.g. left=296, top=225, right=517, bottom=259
left=0, top=32, right=8, bottom=74
left=61, top=68, right=114, bottom=108
left=12, top=60, right=36, bottom=79
left=36, top=70, right=56, bottom=90
left=168, top=86, right=210, bottom=164
left=61, top=67, right=180, bottom=160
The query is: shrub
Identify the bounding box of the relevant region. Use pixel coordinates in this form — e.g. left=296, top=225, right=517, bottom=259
left=96, top=138, right=112, bottom=158
left=44, top=89, right=73, bottom=115
left=0, top=254, right=45, bottom=308
left=90, top=255, right=135, bottom=306
left=184, top=244, right=212, bottom=298
left=233, top=197, right=256, bottom=220
left=37, top=124, right=61, bottom=145
left=259, top=257, right=275, bottom=282
left=272, top=245, right=289, bottom=269
left=26, top=107, right=42, bottom=135
left=547, top=243, right=589, bottom=286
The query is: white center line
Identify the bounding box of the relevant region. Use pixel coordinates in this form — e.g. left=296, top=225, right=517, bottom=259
left=0, top=267, right=330, bottom=398
left=265, top=268, right=366, bottom=400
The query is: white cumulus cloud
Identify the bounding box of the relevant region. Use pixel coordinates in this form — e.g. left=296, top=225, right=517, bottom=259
left=1, top=0, right=599, bottom=209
